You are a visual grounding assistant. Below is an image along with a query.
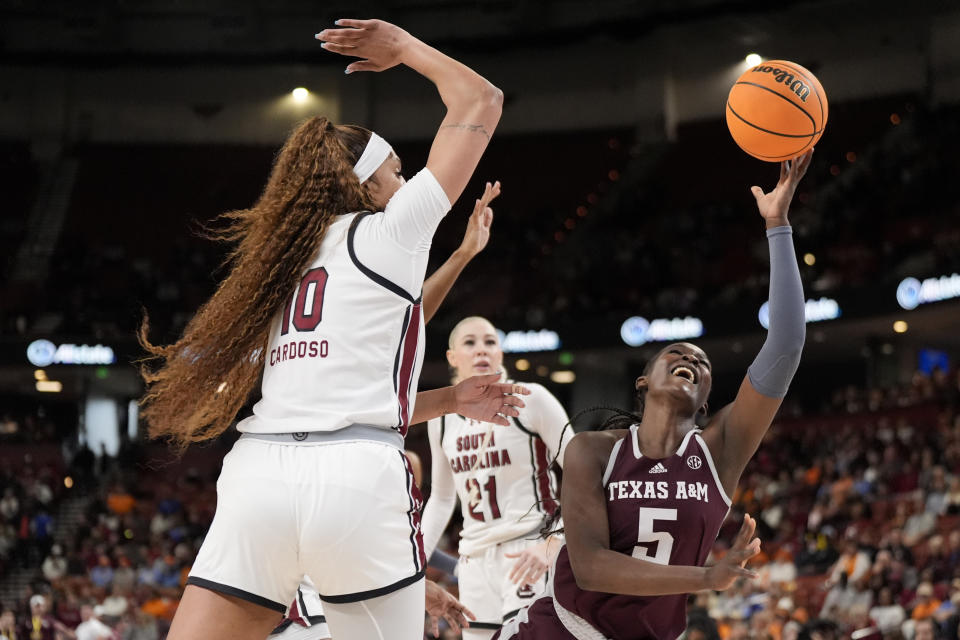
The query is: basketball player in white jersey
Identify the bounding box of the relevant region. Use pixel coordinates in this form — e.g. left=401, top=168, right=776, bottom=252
left=267, top=184, right=502, bottom=640
left=421, top=317, right=574, bottom=639
left=139, top=18, right=523, bottom=640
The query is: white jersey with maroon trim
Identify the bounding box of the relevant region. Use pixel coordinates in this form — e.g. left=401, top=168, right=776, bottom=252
left=422, top=382, right=572, bottom=558
left=238, top=169, right=450, bottom=437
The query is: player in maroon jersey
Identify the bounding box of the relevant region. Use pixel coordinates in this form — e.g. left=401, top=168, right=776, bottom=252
left=496, top=150, right=814, bottom=640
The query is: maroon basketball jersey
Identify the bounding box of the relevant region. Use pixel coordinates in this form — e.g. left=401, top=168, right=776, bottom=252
left=552, top=425, right=731, bottom=640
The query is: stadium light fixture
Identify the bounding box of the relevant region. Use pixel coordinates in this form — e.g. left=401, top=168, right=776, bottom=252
left=745, top=53, right=762, bottom=66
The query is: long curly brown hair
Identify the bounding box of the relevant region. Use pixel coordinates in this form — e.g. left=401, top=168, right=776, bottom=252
left=139, top=117, right=375, bottom=450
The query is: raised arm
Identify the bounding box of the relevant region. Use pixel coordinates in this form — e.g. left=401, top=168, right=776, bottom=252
left=422, top=181, right=500, bottom=323
left=563, top=432, right=760, bottom=596
left=317, top=19, right=502, bottom=205
left=704, top=150, right=812, bottom=495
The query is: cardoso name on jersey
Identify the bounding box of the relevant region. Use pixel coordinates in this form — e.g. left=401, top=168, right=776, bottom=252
left=269, top=339, right=330, bottom=366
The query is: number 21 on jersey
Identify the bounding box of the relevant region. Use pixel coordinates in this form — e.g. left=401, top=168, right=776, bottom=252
left=466, top=476, right=501, bottom=522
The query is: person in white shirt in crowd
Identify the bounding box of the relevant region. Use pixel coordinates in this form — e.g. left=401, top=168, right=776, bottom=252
left=870, top=586, right=907, bottom=635
left=826, top=538, right=872, bottom=587
left=75, top=604, right=113, bottom=640
left=41, top=544, right=68, bottom=583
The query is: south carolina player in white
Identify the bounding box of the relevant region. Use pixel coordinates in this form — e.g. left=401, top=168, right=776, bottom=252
left=139, top=18, right=525, bottom=640
left=267, top=186, right=503, bottom=640
left=422, top=317, right=573, bottom=638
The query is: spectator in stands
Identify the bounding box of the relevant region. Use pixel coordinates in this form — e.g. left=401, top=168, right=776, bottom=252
left=30, top=477, right=53, bottom=507
left=0, top=609, right=16, bottom=640
left=903, top=495, right=938, bottom=547
left=118, top=608, right=160, bottom=640
left=760, top=548, right=798, bottom=588
left=42, top=543, right=68, bottom=583
left=75, top=603, right=113, bottom=640
left=112, top=556, right=136, bottom=592
left=912, top=583, right=943, bottom=622
left=106, top=485, right=135, bottom=516
left=880, top=528, right=916, bottom=567
left=913, top=617, right=938, bottom=640
left=827, top=539, right=872, bottom=587
left=149, top=554, right=180, bottom=590
left=821, top=572, right=872, bottom=622
left=870, top=586, right=906, bottom=636
left=30, top=507, right=55, bottom=558
left=0, top=521, right=15, bottom=559
left=943, top=598, right=960, bottom=640
left=101, top=584, right=130, bottom=618
left=925, top=467, right=952, bottom=515
left=89, top=554, right=114, bottom=589
left=20, top=594, right=56, bottom=640
left=945, top=478, right=960, bottom=515
left=0, top=487, right=18, bottom=521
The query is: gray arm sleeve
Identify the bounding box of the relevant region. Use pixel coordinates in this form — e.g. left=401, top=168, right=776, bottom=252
left=427, top=549, right=458, bottom=575
left=747, top=226, right=806, bottom=398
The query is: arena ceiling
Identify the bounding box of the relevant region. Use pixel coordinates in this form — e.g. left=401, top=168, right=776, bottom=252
left=0, top=0, right=947, bottom=64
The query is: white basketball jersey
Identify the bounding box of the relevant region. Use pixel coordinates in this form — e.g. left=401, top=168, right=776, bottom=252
left=238, top=169, right=450, bottom=437
left=427, top=383, right=572, bottom=557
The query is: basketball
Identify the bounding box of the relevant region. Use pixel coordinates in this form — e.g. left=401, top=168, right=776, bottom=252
left=726, top=60, right=828, bottom=162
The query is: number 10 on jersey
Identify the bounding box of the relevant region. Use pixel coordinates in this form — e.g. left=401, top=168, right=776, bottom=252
left=281, top=267, right=329, bottom=335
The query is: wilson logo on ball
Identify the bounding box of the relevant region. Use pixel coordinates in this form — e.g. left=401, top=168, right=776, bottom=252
left=726, top=59, right=828, bottom=162
left=751, top=65, right=811, bottom=102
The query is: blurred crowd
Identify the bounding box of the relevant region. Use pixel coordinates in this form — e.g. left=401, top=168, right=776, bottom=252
left=6, top=367, right=958, bottom=640
left=0, top=439, right=220, bottom=640
left=513, top=102, right=960, bottom=335
left=3, top=103, right=960, bottom=348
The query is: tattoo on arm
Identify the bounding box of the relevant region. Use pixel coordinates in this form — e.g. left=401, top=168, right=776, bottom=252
left=440, top=123, right=491, bottom=140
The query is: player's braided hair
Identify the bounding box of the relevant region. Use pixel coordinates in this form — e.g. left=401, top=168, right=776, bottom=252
left=138, top=117, right=377, bottom=451
left=537, top=350, right=664, bottom=537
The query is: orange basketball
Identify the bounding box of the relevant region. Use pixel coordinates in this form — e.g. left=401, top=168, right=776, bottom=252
left=726, top=60, right=828, bottom=162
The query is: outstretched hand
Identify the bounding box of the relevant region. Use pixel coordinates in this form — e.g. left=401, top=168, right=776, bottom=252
left=505, top=536, right=562, bottom=587
left=459, top=181, right=500, bottom=258
left=316, top=19, right=413, bottom=74
left=750, top=149, right=813, bottom=227
left=453, top=374, right=529, bottom=426
left=425, top=579, right=475, bottom=638
left=704, top=514, right=761, bottom=591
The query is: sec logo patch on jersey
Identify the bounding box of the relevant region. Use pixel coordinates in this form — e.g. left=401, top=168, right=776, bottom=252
left=686, top=455, right=702, bottom=470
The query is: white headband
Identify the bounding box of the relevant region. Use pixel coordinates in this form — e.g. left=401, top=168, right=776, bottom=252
left=353, top=132, right=393, bottom=184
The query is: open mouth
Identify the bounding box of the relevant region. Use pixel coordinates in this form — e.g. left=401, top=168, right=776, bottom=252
left=670, top=365, right=697, bottom=384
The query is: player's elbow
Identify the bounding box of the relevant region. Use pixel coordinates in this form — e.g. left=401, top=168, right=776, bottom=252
left=479, top=82, right=503, bottom=118
left=569, top=552, right=604, bottom=591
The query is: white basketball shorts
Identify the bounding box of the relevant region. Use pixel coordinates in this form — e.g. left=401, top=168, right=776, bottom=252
left=457, top=535, right=550, bottom=632
left=188, top=433, right=426, bottom=612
